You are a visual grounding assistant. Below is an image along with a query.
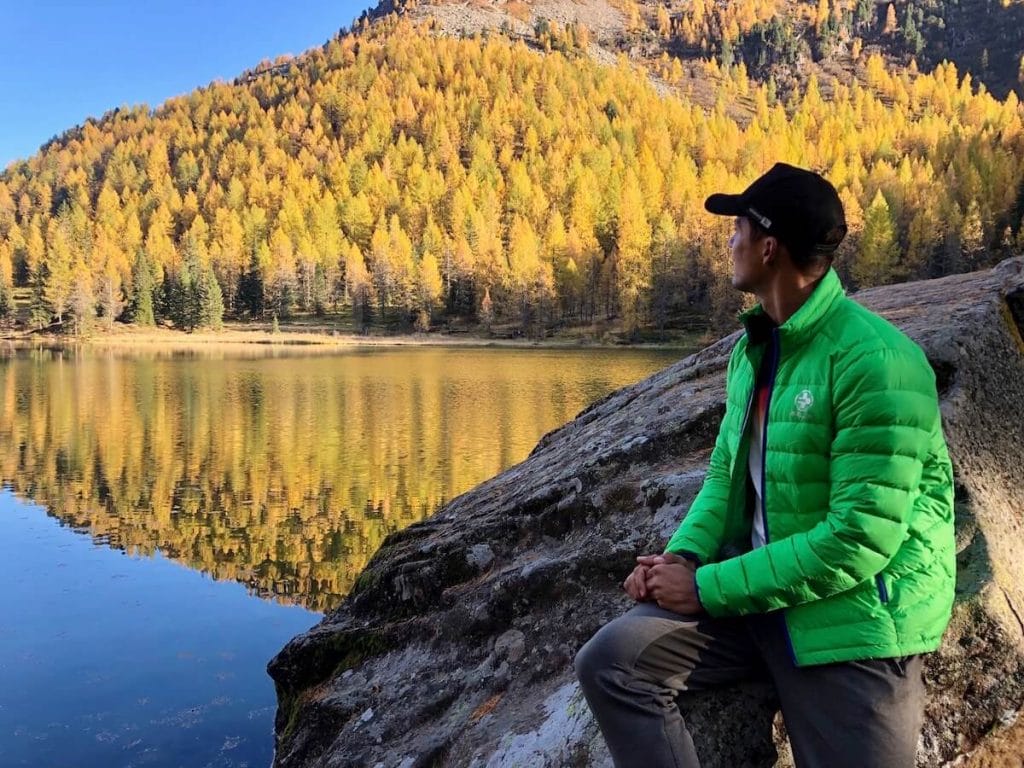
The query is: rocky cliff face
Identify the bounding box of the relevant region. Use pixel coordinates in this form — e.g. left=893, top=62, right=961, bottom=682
left=269, top=258, right=1024, bottom=768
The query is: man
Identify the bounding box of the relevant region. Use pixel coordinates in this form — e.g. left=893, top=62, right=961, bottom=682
left=574, top=163, right=955, bottom=768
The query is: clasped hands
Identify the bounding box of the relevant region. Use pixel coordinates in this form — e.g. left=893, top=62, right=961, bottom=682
left=623, top=552, right=703, bottom=615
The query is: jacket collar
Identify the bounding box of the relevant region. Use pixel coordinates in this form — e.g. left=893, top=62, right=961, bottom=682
left=739, top=268, right=846, bottom=349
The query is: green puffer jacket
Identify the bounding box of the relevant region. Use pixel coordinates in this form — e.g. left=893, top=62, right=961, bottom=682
left=666, top=268, right=956, bottom=666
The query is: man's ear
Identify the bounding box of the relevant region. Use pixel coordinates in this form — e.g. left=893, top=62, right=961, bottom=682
left=761, top=236, right=779, bottom=265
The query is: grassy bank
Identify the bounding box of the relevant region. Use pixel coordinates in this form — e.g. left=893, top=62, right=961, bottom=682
left=0, top=286, right=706, bottom=351
left=0, top=320, right=705, bottom=352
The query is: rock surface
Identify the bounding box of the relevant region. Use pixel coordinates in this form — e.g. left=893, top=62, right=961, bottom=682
left=269, top=259, right=1024, bottom=768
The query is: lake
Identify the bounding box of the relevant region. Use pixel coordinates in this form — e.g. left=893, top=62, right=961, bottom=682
left=0, top=344, right=681, bottom=768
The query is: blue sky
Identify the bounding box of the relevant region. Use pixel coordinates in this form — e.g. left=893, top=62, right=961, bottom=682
left=0, top=0, right=374, bottom=169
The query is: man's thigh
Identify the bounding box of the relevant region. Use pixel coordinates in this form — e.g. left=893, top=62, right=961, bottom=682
left=754, top=617, right=925, bottom=768
left=576, top=602, right=765, bottom=692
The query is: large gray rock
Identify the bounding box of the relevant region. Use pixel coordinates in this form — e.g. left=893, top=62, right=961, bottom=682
left=268, top=258, right=1024, bottom=767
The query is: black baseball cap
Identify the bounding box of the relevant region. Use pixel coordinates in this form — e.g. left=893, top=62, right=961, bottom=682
left=704, top=163, right=847, bottom=260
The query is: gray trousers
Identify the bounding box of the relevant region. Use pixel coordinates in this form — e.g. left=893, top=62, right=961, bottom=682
left=574, top=603, right=925, bottom=768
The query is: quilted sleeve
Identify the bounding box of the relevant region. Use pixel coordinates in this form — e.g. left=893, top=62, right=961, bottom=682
left=695, top=344, right=941, bottom=616
left=664, top=345, right=742, bottom=564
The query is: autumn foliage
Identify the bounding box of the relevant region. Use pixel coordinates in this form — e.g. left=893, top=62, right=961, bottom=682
left=0, top=16, right=1022, bottom=336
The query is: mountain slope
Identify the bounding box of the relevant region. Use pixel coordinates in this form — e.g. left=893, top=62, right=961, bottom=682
left=366, top=0, right=1024, bottom=99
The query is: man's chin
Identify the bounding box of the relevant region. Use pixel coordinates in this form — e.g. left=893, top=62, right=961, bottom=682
left=731, top=275, right=754, bottom=293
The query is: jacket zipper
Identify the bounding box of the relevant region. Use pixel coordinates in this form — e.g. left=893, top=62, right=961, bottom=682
left=759, top=329, right=780, bottom=545
left=761, top=328, right=799, bottom=664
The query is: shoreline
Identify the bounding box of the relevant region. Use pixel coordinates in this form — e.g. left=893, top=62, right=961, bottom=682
left=0, top=324, right=701, bottom=352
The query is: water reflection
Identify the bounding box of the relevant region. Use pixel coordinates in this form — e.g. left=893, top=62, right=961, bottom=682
left=0, top=345, right=679, bottom=612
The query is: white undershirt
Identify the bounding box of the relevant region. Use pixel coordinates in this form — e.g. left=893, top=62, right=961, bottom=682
left=748, top=390, right=768, bottom=550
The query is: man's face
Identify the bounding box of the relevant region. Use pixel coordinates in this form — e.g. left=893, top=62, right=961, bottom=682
left=729, top=217, right=769, bottom=293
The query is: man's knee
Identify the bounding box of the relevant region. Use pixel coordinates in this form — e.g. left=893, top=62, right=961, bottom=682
left=574, top=628, right=609, bottom=692
left=573, top=637, right=595, bottom=689
left=576, top=606, right=729, bottom=699
left=575, top=616, right=634, bottom=691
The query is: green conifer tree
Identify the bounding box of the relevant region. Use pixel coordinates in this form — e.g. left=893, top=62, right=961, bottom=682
left=311, top=264, right=329, bottom=317
left=198, top=265, right=224, bottom=330
left=129, top=249, right=156, bottom=326
left=237, top=250, right=266, bottom=320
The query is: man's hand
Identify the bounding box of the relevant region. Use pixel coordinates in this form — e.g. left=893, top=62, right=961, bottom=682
left=623, top=562, right=652, bottom=602
left=640, top=552, right=703, bottom=615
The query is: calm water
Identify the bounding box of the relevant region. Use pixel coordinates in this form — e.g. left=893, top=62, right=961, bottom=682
left=0, top=344, right=680, bottom=767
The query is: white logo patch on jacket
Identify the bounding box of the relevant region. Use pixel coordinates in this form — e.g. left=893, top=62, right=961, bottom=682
left=793, top=389, right=814, bottom=419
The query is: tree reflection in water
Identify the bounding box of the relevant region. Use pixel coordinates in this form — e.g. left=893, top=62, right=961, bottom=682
left=0, top=344, right=677, bottom=611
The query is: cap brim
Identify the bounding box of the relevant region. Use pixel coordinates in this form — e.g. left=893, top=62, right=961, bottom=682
left=704, top=193, right=744, bottom=216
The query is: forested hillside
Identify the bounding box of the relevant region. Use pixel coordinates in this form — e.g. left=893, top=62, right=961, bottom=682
left=1, top=12, right=1022, bottom=337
